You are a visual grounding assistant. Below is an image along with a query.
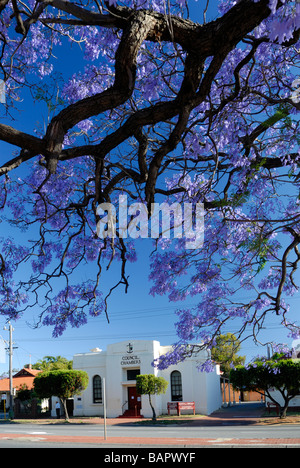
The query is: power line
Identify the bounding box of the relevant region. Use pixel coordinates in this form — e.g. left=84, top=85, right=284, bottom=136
left=15, top=330, right=177, bottom=343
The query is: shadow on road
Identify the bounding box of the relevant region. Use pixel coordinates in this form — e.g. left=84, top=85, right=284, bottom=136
left=184, top=402, right=266, bottom=427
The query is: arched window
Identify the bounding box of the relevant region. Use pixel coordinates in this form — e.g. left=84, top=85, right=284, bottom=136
left=93, top=375, right=102, bottom=404
left=171, top=371, right=182, bottom=401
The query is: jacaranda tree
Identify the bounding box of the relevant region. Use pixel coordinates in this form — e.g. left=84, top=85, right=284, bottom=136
left=230, top=353, right=300, bottom=418
left=0, top=0, right=299, bottom=368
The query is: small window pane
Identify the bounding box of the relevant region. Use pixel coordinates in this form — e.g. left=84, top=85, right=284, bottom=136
left=171, top=371, right=182, bottom=402
left=127, top=369, right=140, bottom=380
left=93, top=375, right=102, bottom=404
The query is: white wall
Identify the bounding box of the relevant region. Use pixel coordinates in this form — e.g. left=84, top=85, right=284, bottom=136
left=205, top=366, right=222, bottom=415
left=73, top=350, right=106, bottom=417
left=266, top=390, right=300, bottom=408
left=73, top=340, right=222, bottom=418
left=160, top=354, right=222, bottom=416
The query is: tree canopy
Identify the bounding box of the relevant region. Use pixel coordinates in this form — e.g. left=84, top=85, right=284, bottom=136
left=33, top=369, right=88, bottom=419
left=0, top=0, right=299, bottom=367
left=31, top=355, right=73, bottom=371
left=230, top=353, right=300, bottom=417
left=211, top=333, right=245, bottom=376
left=136, top=374, right=168, bottom=421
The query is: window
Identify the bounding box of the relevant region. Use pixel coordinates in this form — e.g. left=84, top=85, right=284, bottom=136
left=127, top=369, right=140, bottom=381
left=93, top=375, right=102, bottom=403
left=171, top=371, right=182, bottom=401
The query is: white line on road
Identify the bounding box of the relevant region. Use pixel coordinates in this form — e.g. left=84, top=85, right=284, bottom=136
left=29, top=432, right=49, bottom=435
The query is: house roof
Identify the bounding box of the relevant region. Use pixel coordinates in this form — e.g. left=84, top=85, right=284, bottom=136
left=13, top=368, right=41, bottom=378
left=0, top=368, right=41, bottom=392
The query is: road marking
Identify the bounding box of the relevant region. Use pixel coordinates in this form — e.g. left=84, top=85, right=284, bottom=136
left=1, top=436, right=47, bottom=442
left=29, top=432, right=48, bottom=435
left=207, top=438, right=233, bottom=442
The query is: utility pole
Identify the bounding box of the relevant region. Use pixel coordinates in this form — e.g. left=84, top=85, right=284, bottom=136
left=3, top=322, right=16, bottom=419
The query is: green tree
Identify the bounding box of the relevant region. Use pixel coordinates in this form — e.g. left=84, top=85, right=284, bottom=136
left=211, top=333, right=246, bottom=376
left=34, top=369, right=88, bottom=420
left=16, top=384, right=36, bottom=414
left=230, top=355, right=300, bottom=418
left=136, top=374, right=168, bottom=422
left=31, top=356, right=73, bottom=371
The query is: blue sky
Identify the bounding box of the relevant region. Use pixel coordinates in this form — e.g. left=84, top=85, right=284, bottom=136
left=0, top=0, right=299, bottom=376
left=0, top=234, right=298, bottom=375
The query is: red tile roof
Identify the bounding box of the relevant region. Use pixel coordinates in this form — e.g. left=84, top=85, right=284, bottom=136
left=0, top=368, right=41, bottom=392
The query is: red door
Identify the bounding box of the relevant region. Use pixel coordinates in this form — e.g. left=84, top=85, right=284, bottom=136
left=128, top=387, right=141, bottom=415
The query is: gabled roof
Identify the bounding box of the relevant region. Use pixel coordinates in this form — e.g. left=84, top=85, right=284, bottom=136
left=13, top=368, right=41, bottom=378
left=0, top=368, right=41, bottom=392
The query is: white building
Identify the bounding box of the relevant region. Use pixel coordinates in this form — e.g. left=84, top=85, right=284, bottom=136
left=73, top=339, right=222, bottom=418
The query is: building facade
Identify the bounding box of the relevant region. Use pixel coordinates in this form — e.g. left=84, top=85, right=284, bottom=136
left=0, top=367, right=41, bottom=410
left=73, top=339, right=222, bottom=418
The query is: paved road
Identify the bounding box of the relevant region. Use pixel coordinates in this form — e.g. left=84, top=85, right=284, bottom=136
left=0, top=419, right=290, bottom=437
left=0, top=403, right=299, bottom=448
left=0, top=420, right=299, bottom=441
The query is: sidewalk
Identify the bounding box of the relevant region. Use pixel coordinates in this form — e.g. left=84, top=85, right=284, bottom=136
left=1, top=403, right=300, bottom=447
left=180, top=401, right=272, bottom=426
left=1, top=402, right=267, bottom=426
left=54, top=401, right=299, bottom=427
left=1, top=432, right=299, bottom=447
